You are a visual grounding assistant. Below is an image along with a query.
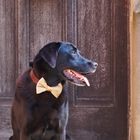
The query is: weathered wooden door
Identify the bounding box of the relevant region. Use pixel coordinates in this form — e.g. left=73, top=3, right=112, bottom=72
left=0, top=0, right=129, bottom=140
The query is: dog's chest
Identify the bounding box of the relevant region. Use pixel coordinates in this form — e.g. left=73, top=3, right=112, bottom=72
left=31, top=100, right=69, bottom=139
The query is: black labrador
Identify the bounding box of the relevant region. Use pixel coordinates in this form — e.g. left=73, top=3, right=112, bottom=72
left=10, top=42, right=98, bottom=140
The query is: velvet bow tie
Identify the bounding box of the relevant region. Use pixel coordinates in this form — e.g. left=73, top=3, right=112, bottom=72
left=36, top=77, right=63, bottom=98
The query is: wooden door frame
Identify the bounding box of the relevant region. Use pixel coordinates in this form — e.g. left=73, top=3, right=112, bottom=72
left=129, top=0, right=133, bottom=139
left=129, top=0, right=140, bottom=140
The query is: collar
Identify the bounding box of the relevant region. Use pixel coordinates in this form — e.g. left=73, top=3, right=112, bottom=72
left=30, top=70, right=39, bottom=84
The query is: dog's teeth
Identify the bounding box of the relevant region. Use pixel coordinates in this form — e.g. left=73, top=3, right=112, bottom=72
left=83, top=77, right=90, bottom=86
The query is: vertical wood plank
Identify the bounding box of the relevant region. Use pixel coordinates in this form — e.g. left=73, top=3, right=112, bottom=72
left=0, top=0, right=16, bottom=139
left=16, top=0, right=30, bottom=74
left=0, top=0, right=16, bottom=96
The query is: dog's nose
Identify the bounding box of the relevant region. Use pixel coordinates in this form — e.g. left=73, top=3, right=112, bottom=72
left=93, top=62, right=98, bottom=68
left=87, top=61, right=98, bottom=69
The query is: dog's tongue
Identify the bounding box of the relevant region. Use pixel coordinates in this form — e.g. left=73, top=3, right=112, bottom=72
left=74, top=71, right=90, bottom=86
left=82, top=76, right=90, bottom=86
left=65, top=69, right=90, bottom=86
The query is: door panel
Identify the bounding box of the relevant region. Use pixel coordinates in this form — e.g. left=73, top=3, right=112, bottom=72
left=70, top=0, right=114, bottom=107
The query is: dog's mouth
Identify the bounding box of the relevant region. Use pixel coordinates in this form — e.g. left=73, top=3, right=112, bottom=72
left=63, top=69, right=95, bottom=86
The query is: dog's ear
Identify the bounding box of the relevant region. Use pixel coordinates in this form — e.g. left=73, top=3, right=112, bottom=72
left=40, top=42, right=61, bottom=68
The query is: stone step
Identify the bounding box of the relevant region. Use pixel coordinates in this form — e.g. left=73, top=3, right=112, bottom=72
left=0, top=131, right=12, bottom=140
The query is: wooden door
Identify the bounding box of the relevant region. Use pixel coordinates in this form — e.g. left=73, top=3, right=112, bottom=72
left=67, top=1, right=129, bottom=139
left=0, top=0, right=129, bottom=140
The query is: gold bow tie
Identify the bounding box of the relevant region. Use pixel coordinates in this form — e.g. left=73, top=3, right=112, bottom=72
left=36, top=77, right=63, bottom=98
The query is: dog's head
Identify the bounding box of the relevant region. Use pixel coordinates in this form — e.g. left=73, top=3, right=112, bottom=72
left=33, top=42, right=98, bottom=86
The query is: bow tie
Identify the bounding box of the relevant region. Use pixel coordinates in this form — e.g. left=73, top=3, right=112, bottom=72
left=36, top=77, right=63, bottom=98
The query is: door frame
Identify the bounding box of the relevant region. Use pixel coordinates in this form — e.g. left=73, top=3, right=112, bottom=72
left=129, top=0, right=140, bottom=140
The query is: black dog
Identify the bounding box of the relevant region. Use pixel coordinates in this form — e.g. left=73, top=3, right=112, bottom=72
left=10, top=42, right=98, bottom=140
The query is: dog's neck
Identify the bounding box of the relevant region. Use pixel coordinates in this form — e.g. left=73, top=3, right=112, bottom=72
left=32, top=57, right=65, bottom=86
